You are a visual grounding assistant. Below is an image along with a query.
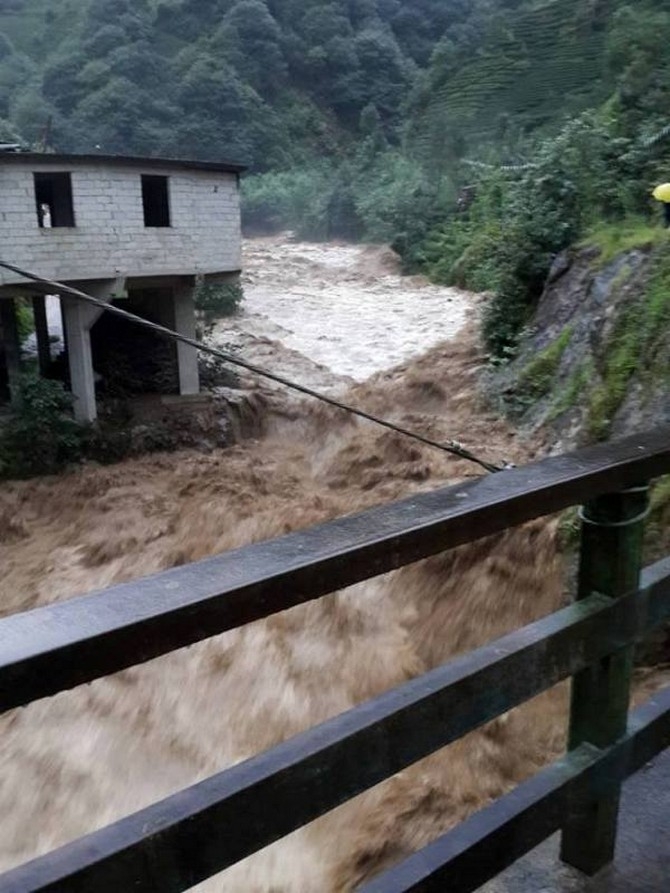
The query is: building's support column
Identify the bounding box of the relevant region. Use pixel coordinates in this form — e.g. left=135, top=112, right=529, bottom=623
left=32, top=295, right=51, bottom=376
left=61, top=278, right=126, bottom=422
left=1, top=298, right=22, bottom=394
left=62, top=298, right=98, bottom=422
left=173, top=280, right=199, bottom=395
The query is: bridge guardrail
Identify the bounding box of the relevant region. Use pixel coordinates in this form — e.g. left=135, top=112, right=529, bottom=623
left=2, top=427, right=670, bottom=891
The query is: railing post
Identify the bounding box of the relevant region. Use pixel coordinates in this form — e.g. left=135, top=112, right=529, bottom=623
left=560, top=483, right=650, bottom=874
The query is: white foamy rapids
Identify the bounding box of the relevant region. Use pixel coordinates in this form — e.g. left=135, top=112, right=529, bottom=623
left=214, top=237, right=473, bottom=388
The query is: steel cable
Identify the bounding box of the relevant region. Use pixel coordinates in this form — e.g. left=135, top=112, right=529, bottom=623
left=0, top=259, right=506, bottom=474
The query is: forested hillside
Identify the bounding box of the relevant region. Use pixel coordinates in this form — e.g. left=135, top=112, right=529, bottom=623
left=0, top=0, right=460, bottom=164
left=2, top=0, right=670, bottom=364
left=0, top=0, right=635, bottom=166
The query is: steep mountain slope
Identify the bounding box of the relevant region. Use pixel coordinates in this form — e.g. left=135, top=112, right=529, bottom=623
left=0, top=0, right=454, bottom=164
left=0, top=0, right=651, bottom=168
left=3, top=0, right=670, bottom=366
left=408, top=0, right=617, bottom=162
left=493, top=224, right=670, bottom=448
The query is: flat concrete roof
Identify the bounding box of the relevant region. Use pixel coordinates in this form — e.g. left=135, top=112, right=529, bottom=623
left=0, top=152, right=247, bottom=174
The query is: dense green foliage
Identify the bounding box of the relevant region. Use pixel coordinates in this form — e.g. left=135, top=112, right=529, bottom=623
left=0, top=0, right=453, bottom=163
left=408, top=0, right=612, bottom=159
left=408, top=0, right=670, bottom=356
left=0, top=375, right=181, bottom=479
left=417, top=110, right=666, bottom=356
left=194, top=279, right=244, bottom=334
left=0, top=2, right=632, bottom=175
left=3, top=0, right=670, bottom=361
left=14, top=298, right=34, bottom=342
left=0, top=0, right=475, bottom=242
left=0, top=375, right=82, bottom=478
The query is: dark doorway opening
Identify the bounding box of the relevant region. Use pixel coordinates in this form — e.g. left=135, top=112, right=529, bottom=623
left=142, top=175, right=171, bottom=227
left=91, top=291, right=178, bottom=398
left=34, top=172, right=75, bottom=228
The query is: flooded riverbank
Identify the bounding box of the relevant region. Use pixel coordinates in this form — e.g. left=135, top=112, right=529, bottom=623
left=2, top=237, right=661, bottom=890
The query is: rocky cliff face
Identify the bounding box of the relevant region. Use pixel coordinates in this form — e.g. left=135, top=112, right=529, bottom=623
left=493, top=238, right=670, bottom=452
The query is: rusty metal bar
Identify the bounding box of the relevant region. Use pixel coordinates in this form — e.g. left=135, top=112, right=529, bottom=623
left=561, top=484, right=650, bottom=873
left=2, top=428, right=670, bottom=714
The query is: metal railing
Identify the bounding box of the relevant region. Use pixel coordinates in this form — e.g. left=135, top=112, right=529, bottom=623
left=2, top=427, right=670, bottom=891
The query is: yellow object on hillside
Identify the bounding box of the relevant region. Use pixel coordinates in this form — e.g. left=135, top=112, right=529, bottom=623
left=653, top=183, right=670, bottom=202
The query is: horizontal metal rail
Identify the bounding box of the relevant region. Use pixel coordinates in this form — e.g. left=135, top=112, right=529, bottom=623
left=2, top=426, right=670, bottom=714
left=359, top=685, right=670, bottom=893
left=2, top=559, right=670, bottom=893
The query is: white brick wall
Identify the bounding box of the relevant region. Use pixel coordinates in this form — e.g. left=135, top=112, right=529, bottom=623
left=0, top=160, right=241, bottom=286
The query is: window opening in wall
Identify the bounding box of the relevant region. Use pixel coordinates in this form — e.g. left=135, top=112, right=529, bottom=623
left=34, top=172, right=75, bottom=228
left=142, top=175, right=171, bottom=227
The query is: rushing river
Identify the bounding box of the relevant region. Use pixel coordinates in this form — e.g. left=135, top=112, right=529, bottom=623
left=1, top=236, right=666, bottom=890
left=223, top=236, right=472, bottom=386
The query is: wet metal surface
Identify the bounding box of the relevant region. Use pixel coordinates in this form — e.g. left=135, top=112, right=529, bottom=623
left=4, top=426, right=670, bottom=714
left=483, top=747, right=670, bottom=893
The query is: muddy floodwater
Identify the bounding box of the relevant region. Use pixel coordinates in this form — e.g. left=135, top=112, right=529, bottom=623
left=1, top=237, right=667, bottom=891
left=222, top=237, right=472, bottom=387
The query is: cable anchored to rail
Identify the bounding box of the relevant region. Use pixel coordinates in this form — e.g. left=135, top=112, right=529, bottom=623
left=0, top=260, right=506, bottom=474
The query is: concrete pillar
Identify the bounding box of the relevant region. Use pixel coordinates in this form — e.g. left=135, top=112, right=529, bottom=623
left=32, top=295, right=51, bottom=376
left=61, top=278, right=126, bottom=422
left=173, top=282, right=199, bottom=395
left=1, top=298, right=22, bottom=393
left=62, top=298, right=98, bottom=422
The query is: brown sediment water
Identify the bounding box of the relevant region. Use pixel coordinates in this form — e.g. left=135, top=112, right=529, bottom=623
left=0, top=237, right=666, bottom=891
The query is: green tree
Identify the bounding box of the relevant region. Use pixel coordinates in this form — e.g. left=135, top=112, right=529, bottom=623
left=212, top=0, right=287, bottom=97
left=0, top=376, right=82, bottom=480
left=175, top=55, right=287, bottom=164
left=606, top=3, right=670, bottom=130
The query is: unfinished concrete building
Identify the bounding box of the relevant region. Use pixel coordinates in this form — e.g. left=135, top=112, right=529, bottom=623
left=0, top=152, right=245, bottom=421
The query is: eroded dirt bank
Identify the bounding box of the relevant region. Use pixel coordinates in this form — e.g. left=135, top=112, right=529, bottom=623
left=0, top=239, right=665, bottom=891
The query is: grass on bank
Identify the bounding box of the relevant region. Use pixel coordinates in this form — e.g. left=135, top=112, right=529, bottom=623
left=515, top=325, right=573, bottom=405
left=582, top=217, right=668, bottom=267
left=587, top=244, right=670, bottom=440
